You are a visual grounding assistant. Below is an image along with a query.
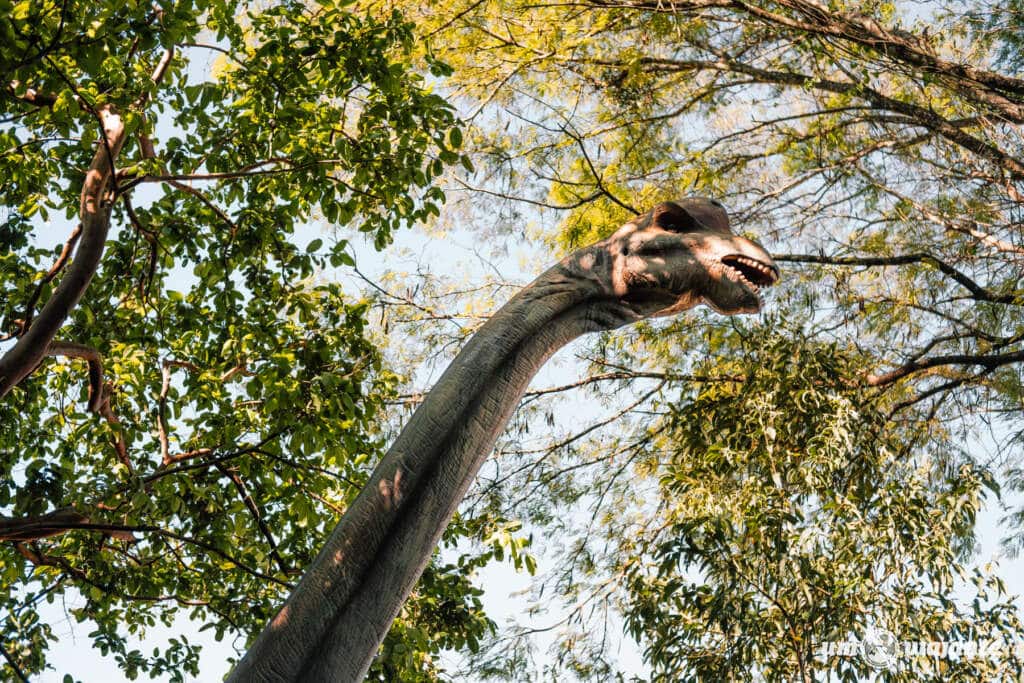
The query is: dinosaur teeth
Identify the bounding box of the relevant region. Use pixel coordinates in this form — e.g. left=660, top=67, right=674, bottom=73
left=720, top=255, right=779, bottom=288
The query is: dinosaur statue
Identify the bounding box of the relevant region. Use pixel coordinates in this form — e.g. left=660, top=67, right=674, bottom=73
left=229, top=198, right=779, bottom=682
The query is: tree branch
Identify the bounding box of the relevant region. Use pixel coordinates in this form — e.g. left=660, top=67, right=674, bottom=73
left=46, top=340, right=103, bottom=412
left=867, top=349, right=1024, bottom=387
left=775, top=252, right=1020, bottom=305
left=44, top=341, right=132, bottom=470
left=585, top=0, right=1024, bottom=119
left=0, top=640, right=30, bottom=683
left=214, top=462, right=292, bottom=576
left=580, top=53, right=1024, bottom=178
left=0, top=45, right=175, bottom=399
left=4, top=81, right=58, bottom=107
left=19, top=224, right=83, bottom=336
left=0, top=508, right=89, bottom=542
left=0, top=105, right=126, bottom=399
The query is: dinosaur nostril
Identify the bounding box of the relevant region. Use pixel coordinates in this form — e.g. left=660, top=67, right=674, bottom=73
left=622, top=246, right=629, bottom=256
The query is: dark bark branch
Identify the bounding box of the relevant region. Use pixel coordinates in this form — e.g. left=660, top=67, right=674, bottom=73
left=769, top=0, right=1024, bottom=114
left=889, top=367, right=996, bottom=415
left=96, top=384, right=132, bottom=473
left=46, top=340, right=103, bottom=412
left=132, top=157, right=353, bottom=185
left=510, top=383, right=665, bottom=460
left=0, top=641, right=30, bottom=683
left=580, top=53, right=1024, bottom=177
left=561, top=123, right=639, bottom=214
left=585, top=0, right=1024, bottom=119
left=867, top=350, right=1024, bottom=387
left=0, top=508, right=89, bottom=542
left=450, top=174, right=605, bottom=210
left=215, top=462, right=292, bottom=576
left=139, top=431, right=284, bottom=489
left=43, top=341, right=132, bottom=470
left=775, top=252, right=1020, bottom=305
left=165, top=179, right=240, bottom=234
left=525, top=370, right=742, bottom=400
left=11, top=521, right=292, bottom=588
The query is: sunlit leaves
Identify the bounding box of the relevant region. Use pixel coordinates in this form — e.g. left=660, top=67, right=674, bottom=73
left=623, top=331, right=1022, bottom=681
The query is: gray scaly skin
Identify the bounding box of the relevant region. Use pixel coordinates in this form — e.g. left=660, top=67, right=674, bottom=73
left=229, top=198, right=780, bottom=682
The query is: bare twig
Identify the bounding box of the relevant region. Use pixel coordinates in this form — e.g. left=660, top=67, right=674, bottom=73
left=215, top=462, right=292, bottom=575
left=0, top=641, right=29, bottom=683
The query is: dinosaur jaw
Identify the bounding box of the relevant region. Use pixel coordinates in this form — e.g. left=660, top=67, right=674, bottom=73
left=698, top=252, right=779, bottom=315
left=719, top=253, right=780, bottom=310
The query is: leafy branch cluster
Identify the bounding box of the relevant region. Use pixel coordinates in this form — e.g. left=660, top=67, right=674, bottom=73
left=0, top=0, right=490, bottom=679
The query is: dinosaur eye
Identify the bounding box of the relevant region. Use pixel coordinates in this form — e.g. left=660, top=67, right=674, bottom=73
left=658, top=210, right=696, bottom=233
left=660, top=217, right=684, bottom=232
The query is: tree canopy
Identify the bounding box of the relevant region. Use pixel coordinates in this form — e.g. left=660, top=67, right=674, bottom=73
left=4, top=0, right=1024, bottom=680
left=0, top=0, right=491, bottom=679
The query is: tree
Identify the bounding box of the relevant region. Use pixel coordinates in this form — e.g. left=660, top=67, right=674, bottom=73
left=0, top=0, right=493, bottom=679
left=343, top=0, right=1024, bottom=678
left=621, top=329, right=1023, bottom=682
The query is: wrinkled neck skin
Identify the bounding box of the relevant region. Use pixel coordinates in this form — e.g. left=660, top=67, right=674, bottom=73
left=229, top=243, right=698, bottom=683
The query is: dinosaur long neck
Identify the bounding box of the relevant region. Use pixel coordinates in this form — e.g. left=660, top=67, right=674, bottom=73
left=230, top=250, right=639, bottom=682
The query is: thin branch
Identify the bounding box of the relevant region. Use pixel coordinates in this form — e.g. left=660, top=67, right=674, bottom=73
left=155, top=359, right=202, bottom=466
left=0, top=641, right=29, bottom=683
left=775, top=252, right=1021, bottom=305
left=43, top=341, right=131, bottom=470
left=18, top=223, right=83, bottom=336
left=214, top=461, right=292, bottom=576
left=97, top=382, right=132, bottom=473
left=46, top=340, right=103, bottom=412
left=14, top=520, right=292, bottom=588
left=530, top=369, right=739, bottom=394
left=867, top=349, right=1024, bottom=387
left=584, top=0, right=1024, bottom=117
left=581, top=52, right=1024, bottom=178
left=137, top=432, right=285, bottom=491
left=561, top=123, right=639, bottom=214
left=158, top=361, right=173, bottom=465
left=0, top=508, right=89, bottom=542
left=164, top=179, right=240, bottom=235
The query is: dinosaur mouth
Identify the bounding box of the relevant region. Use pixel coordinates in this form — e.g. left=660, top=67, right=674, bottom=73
left=720, top=254, right=780, bottom=297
